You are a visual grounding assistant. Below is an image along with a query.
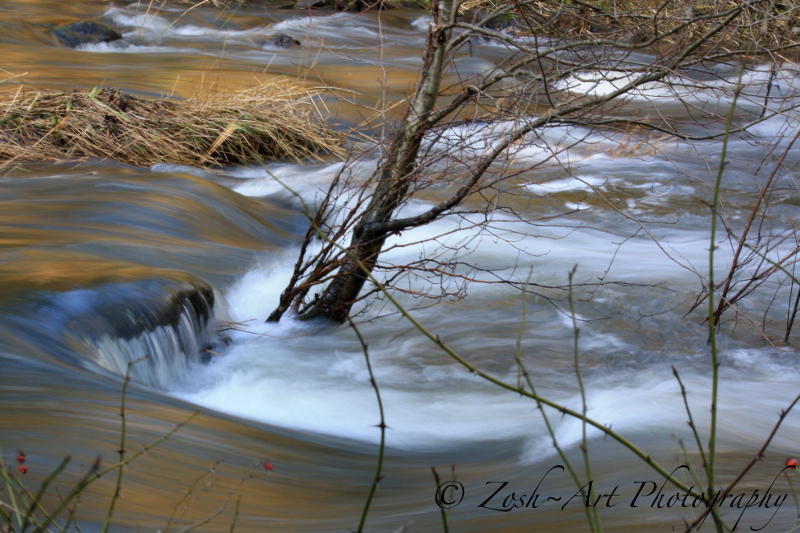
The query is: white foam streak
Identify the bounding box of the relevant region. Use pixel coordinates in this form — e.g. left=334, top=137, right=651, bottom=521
left=106, top=8, right=171, bottom=33
left=382, top=209, right=717, bottom=283
left=409, top=16, right=430, bottom=31
left=180, top=358, right=536, bottom=447
left=526, top=175, right=607, bottom=194
left=272, top=13, right=350, bottom=33
left=272, top=13, right=425, bottom=48
left=521, top=371, right=800, bottom=463
left=557, top=64, right=800, bottom=117
left=105, top=7, right=268, bottom=43
left=77, top=42, right=197, bottom=54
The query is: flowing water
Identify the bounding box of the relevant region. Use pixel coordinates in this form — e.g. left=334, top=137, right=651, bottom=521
left=1, top=1, right=799, bottom=531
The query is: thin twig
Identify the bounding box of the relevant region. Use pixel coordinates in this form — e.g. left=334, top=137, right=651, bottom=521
left=684, top=392, right=800, bottom=532
left=567, top=265, right=602, bottom=532
left=704, top=71, right=743, bottom=533
left=349, top=318, right=387, bottom=533
left=101, top=355, right=148, bottom=533
left=430, top=467, right=450, bottom=533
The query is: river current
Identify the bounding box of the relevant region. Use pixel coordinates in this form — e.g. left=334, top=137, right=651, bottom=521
left=0, top=1, right=799, bottom=531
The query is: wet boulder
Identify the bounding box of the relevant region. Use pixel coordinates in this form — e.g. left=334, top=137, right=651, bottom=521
left=0, top=276, right=220, bottom=389
left=295, top=0, right=393, bottom=10
left=295, top=0, right=329, bottom=7
left=51, top=21, right=122, bottom=48
left=270, top=33, right=301, bottom=48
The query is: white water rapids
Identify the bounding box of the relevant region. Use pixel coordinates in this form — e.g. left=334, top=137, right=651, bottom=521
left=0, top=2, right=798, bottom=531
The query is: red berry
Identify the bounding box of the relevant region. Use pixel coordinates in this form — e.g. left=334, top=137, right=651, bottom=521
left=16, top=453, right=25, bottom=464
left=786, top=458, right=798, bottom=469
left=264, top=462, right=273, bottom=472
left=18, top=465, right=27, bottom=474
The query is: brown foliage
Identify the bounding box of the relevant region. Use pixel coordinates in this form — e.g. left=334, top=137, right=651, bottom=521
left=0, top=82, right=343, bottom=170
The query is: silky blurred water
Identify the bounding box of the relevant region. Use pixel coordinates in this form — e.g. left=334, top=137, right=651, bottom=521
left=0, top=1, right=798, bottom=531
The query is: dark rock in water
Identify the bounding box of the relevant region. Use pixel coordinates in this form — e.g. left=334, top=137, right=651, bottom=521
left=0, top=277, right=219, bottom=389
left=295, top=0, right=392, bottom=10
left=271, top=33, right=301, bottom=48
left=51, top=21, right=122, bottom=48
left=98, top=280, right=215, bottom=340
left=484, top=15, right=517, bottom=32
left=295, top=0, right=330, bottom=8
left=67, top=279, right=218, bottom=387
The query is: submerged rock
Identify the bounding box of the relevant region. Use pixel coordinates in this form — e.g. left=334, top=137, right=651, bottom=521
left=82, top=279, right=222, bottom=388
left=295, top=0, right=329, bottom=8
left=51, top=21, right=122, bottom=48
left=99, top=280, right=215, bottom=340
left=295, top=0, right=393, bottom=11
left=0, top=275, right=222, bottom=389
left=270, top=33, right=301, bottom=48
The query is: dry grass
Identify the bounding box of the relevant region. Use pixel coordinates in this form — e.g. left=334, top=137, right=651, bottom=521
left=463, top=0, right=800, bottom=59
left=0, top=81, right=344, bottom=170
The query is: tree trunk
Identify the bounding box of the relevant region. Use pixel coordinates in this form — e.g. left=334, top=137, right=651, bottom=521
left=273, top=0, right=457, bottom=323
left=296, top=233, right=385, bottom=322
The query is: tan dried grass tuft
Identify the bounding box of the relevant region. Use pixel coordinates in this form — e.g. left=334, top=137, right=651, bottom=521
left=0, top=81, right=344, bottom=170
left=461, top=1, right=799, bottom=59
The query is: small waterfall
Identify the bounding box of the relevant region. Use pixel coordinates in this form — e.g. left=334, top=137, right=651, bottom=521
left=0, top=278, right=220, bottom=391
left=88, top=284, right=219, bottom=390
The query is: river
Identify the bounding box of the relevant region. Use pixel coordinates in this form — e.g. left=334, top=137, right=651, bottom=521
left=0, top=1, right=799, bottom=531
